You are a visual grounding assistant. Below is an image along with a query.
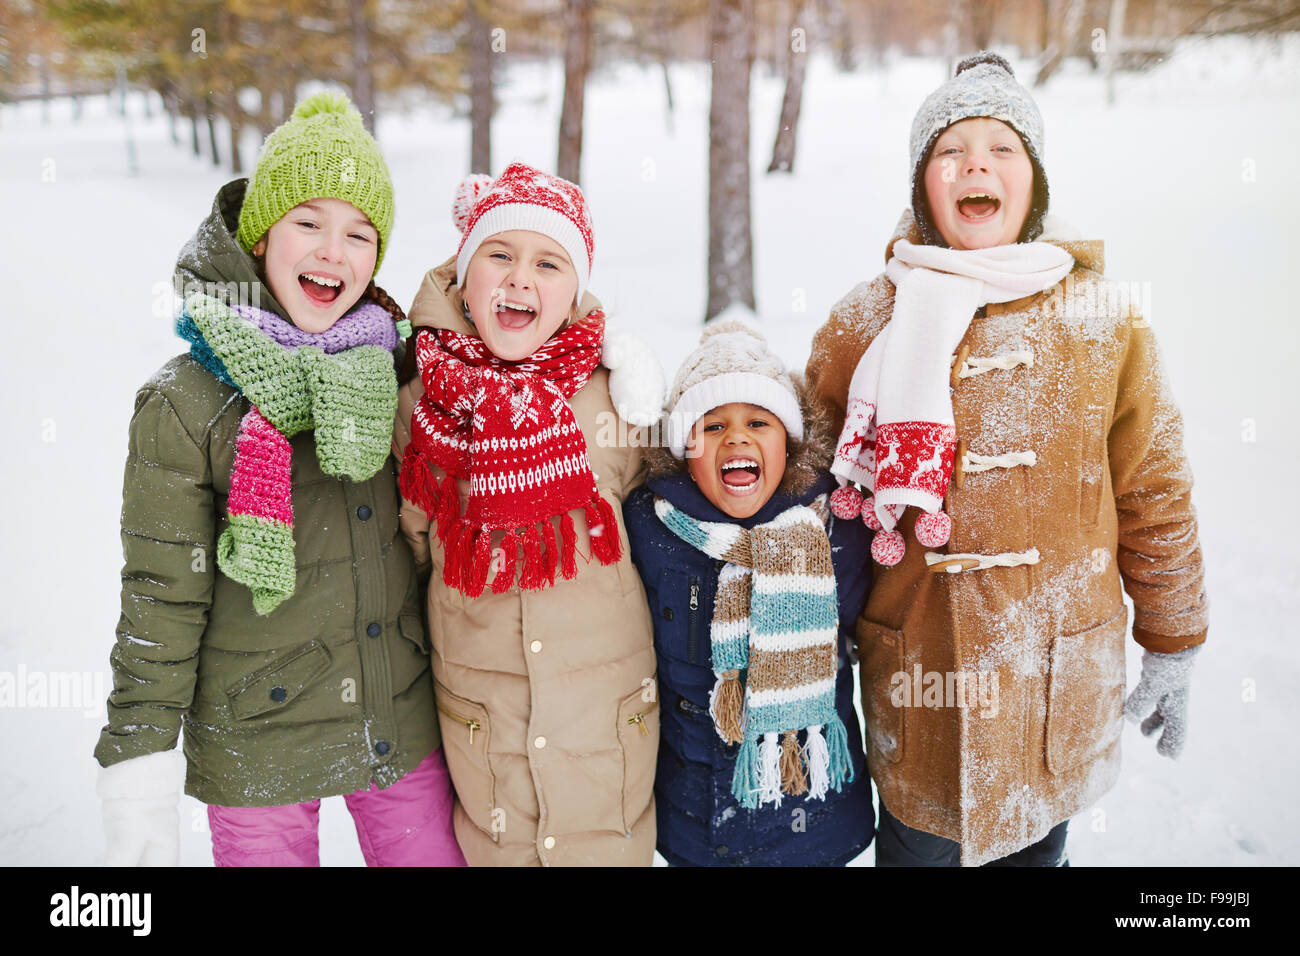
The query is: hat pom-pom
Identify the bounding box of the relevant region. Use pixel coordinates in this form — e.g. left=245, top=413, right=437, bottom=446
left=292, top=91, right=360, bottom=123
left=701, top=316, right=766, bottom=343
left=915, top=510, right=952, bottom=548
left=859, top=494, right=883, bottom=531
left=453, top=174, right=494, bottom=234
left=871, top=530, right=906, bottom=566
left=955, top=51, right=1014, bottom=78
left=830, top=485, right=864, bottom=521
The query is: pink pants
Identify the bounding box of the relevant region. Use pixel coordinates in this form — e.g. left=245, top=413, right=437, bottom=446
left=208, top=748, right=467, bottom=867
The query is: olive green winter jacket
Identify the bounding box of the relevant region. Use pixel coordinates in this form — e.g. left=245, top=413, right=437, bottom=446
left=93, top=180, right=439, bottom=806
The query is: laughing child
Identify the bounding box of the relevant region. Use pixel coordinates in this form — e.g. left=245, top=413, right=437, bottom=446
left=95, top=93, right=462, bottom=867
left=624, top=320, right=875, bottom=866
left=394, top=163, right=663, bottom=866
left=806, top=53, right=1209, bottom=866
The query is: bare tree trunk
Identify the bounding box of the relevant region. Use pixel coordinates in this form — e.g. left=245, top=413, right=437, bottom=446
left=280, top=83, right=296, bottom=123
left=467, top=0, right=494, bottom=174
left=966, top=0, right=997, bottom=50
left=820, top=0, right=854, bottom=70
left=350, top=0, right=376, bottom=134
left=657, top=4, right=675, bottom=133
left=557, top=0, right=593, bottom=184
left=189, top=98, right=202, bottom=158
left=768, top=0, right=809, bottom=173
left=205, top=97, right=221, bottom=167
left=705, top=0, right=756, bottom=322
left=1105, top=0, right=1129, bottom=104
left=165, top=89, right=178, bottom=144
left=1036, top=0, right=1086, bottom=86
left=662, top=60, right=675, bottom=132
left=41, top=56, right=50, bottom=125
left=228, top=103, right=243, bottom=174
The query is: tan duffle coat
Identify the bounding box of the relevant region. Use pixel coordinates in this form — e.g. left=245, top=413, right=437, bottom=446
left=806, top=211, right=1209, bottom=865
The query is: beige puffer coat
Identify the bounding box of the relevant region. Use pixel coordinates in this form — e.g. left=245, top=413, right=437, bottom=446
left=806, top=210, right=1209, bottom=865
left=393, top=258, right=658, bottom=866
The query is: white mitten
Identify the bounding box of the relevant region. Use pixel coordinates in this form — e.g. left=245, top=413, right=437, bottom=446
left=97, top=749, right=186, bottom=867
left=602, top=330, right=667, bottom=427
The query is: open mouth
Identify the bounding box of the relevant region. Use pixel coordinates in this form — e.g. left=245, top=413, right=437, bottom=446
left=299, top=272, right=343, bottom=304
left=956, top=192, right=1001, bottom=221
left=719, top=456, right=762, bottom=495
left=494, top=298, right=537, bottom=331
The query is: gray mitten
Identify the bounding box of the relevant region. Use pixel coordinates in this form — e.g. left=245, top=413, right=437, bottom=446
left=1124, top=645, right=1201, bottom=759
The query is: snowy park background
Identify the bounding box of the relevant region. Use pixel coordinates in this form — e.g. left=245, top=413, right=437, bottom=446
left=2, top=33, right=1298, bottom=866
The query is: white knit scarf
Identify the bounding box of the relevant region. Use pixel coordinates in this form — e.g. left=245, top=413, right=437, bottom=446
left=832, top=239, right=1074, bottom=532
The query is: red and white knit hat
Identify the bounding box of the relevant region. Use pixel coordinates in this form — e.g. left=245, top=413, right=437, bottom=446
left=453, top=162, right=595, bottom=303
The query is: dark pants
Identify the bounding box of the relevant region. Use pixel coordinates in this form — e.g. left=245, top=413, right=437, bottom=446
left=875, top=802, right=1069, bottom=867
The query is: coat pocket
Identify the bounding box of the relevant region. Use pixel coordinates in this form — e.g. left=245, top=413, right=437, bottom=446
left=618, top=678, right=660, bottom=833
left=655, top=569, right=705, bottom=665
left=398, top=610, right=430, bottom=654
left=224, top=639, right=332, bottom=720
left=1079, top=403, right=1109, bottom=527
left=1045, top=606, right=1128, bottom=775
left=389, top=612, right=432, bottom=696
left=855, top=617, right=904, bottom=765
left=433, top=679, right=499, bottom=839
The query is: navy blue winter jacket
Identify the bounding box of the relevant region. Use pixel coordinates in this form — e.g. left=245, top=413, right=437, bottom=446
left=625, top=471, right=875, bottom=866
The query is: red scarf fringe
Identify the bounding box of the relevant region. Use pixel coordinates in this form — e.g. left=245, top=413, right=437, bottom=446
left=423, top=473, right=621, bottom=596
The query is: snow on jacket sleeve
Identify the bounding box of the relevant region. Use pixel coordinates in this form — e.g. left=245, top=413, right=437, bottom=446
left=95, top=388, right=215, bottom=768
left=805, top=278, right=892, bottom=427
left=1109, top=322, right=1209, bottom=652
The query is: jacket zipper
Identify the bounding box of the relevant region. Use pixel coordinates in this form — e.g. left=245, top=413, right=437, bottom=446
left=687, top=577, right=701, bottom=664
left=437, top=703, right=481, bottom=745
left=626, top=701, right=659, bottom=736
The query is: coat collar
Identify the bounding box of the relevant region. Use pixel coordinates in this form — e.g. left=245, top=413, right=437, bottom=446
left=647, top=470, right=835, bottom=530
left=174, top=178, right=291, bottom=324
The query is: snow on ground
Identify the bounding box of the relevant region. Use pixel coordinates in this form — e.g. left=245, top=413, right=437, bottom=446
left=1, top=35, right=1297, bottom=866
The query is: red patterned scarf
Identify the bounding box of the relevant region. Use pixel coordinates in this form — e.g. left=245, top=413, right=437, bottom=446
left=400, top=313, right=622, bottom=597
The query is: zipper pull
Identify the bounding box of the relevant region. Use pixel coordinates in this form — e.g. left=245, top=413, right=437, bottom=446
left=689, top=581, right=699, bottom=611
left=630, top=713, right=649, bottom=736
left=468, top=721, right=478, bottom=745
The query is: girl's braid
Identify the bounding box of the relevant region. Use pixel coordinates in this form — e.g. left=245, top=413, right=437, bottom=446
left=365, top=280, right=407, bottom=327
left=367, top=280, right=421, bottom=385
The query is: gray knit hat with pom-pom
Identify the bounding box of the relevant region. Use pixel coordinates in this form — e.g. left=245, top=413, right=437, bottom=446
left=909, top=52, right=1050, bottom=246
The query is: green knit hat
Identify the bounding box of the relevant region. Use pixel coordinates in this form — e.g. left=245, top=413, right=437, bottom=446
left=236, top=91, right=395, bottom=271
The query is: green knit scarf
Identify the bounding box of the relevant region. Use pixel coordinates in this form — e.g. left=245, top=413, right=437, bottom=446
left=182, top=291, right=399, bottom=613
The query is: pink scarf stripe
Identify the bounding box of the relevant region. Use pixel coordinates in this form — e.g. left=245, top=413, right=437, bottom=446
left=227, top=407, right=295, bottom=527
